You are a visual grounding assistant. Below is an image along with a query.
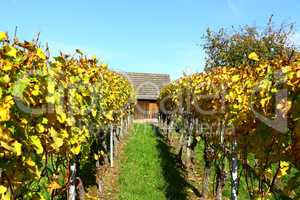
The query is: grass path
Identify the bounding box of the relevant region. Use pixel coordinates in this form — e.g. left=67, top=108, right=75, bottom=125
left=117, top=124, right=194, bottom=200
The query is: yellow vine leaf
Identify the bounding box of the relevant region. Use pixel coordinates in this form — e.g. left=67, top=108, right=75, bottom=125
left=82, top=76, right=89, bottom=85
left=1, top=75, right=10, bottom=84
left=94, top=153, right=99, bottom=160
left=39, top=194, right=47, bottom=200
left=26, top=158, right=36, bottom=167
left=49, top=127, right=64, bottom=150
left=0, top=32, right=8, bottom=41
left=3, top=192, right=11, bottom=200
left=29, top=136, right=43, bottom=154
left=66, top=117, right=75, bottom=126
left=0, top=141, right=13, bottom=152
left=36, top=168, right=42, bottom=178
left=45, top=96, right=55, bottom=104
left=12, top=141, right=22, bottom=156
left=51, top=137, right=64, bottom=151
left=2, top=64, right=12, bottom=71
left=266, top=168, right=272, bottom=175
left=49, top=127, right=57, bottom=137
left=20, top=118, right=28, bottom=125
left=271, top=88, right=278, bottom=93
left=31, top=85, right=40, bottom=96
left=42, top=117, right=48, bottom=125
left=233, top=104, right=240, bottom=109
left=81, top=90, right=90, bottom=97
left=57, top=112, right=67, bottom=123
left=100, top=150, right=105, bottom=156
left=101, top=63, right=108, bottom=68
left=0, top=107, right=10, bottom=121
left=105, top=111, right=114, bottom=121
left=48, top=181, right=61, bottom=191
left=36, top=124, right=45, bottom=133
left=248, top=52, right=259, bottom=61
left=282, top=66, right=292, bottom=73
left=5, top=95, right=14, bottom=105
left=69, top=76, right=77, bottom=84
left=47, top=81, right=55, bottom=94
left=278, top=161, right=289, bottom=177
left=231, top=75, right=240, bottom=82
left=32, top=90, right=39, bottom=96
left=71, top=145, right=81, bottom=155
left=36, top=48, right=46, bottom=60
left=0, top=185, right=7, bottom=194
left=0, top=184, right=10, bottom=200
left=60, top=129, right=68, bottom=139
left=91, top=109, right=97, bottom=117
left=258, top=80, right=271, bottom=92
left=75, top=94, right=82, bottom=102
left=296, top=70, right=300, bottom=78
left=260, top=98, right=269, bottom=108
left=5, top=46, right=17, bottom=58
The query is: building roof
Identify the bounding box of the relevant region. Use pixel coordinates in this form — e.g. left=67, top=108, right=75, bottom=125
left=124, top=72, right=171, bottom=100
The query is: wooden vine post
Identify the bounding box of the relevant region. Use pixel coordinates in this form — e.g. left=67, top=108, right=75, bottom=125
left=231, top=127, right=238, bottom=200
left=68, top=161, right=76, bottom=200
left=186, top=117, right=193, bottom=168
left=110, top=125, right=114, bottom=168
left=120, top=118, right=124, bottom=138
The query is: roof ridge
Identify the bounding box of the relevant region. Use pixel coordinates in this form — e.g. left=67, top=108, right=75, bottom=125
left=123, top=72, right=171, bottom=100
left=124, top=71, right=170, bottom=76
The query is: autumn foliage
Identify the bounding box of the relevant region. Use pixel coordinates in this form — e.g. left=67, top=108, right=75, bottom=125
left=0, top=32, right=135, bottom=199
left=159, top=52, right=300, bottom=199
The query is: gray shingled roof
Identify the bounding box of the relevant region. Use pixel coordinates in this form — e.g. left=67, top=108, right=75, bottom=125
left=124, top=72, right=171, bottom=100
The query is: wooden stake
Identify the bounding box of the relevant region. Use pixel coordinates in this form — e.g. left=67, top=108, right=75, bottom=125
left=110, top=126, right=114, bottom=167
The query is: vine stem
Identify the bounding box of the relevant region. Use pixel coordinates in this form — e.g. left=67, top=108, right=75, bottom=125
left=268, top=162, right=281, bottom=194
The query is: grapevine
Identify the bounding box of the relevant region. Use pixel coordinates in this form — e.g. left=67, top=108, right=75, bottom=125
left=158, top=52, right=300, bottom=199
left=0, top=32, right=136, bottom=199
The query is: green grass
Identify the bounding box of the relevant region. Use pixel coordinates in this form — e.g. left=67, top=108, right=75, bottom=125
left=117, top=124, right=190, bottom=200
left=117, top=124, right=300, bottom=199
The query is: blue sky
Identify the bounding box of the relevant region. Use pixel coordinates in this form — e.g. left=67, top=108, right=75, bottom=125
left=1, top=0, right=300, bottom=79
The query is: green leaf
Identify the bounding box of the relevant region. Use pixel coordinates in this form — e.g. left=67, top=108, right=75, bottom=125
left=75, top=49, right=83, bottom=55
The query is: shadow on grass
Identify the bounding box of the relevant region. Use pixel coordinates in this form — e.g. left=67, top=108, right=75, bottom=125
left=152, top=125, right=202, bottom=200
